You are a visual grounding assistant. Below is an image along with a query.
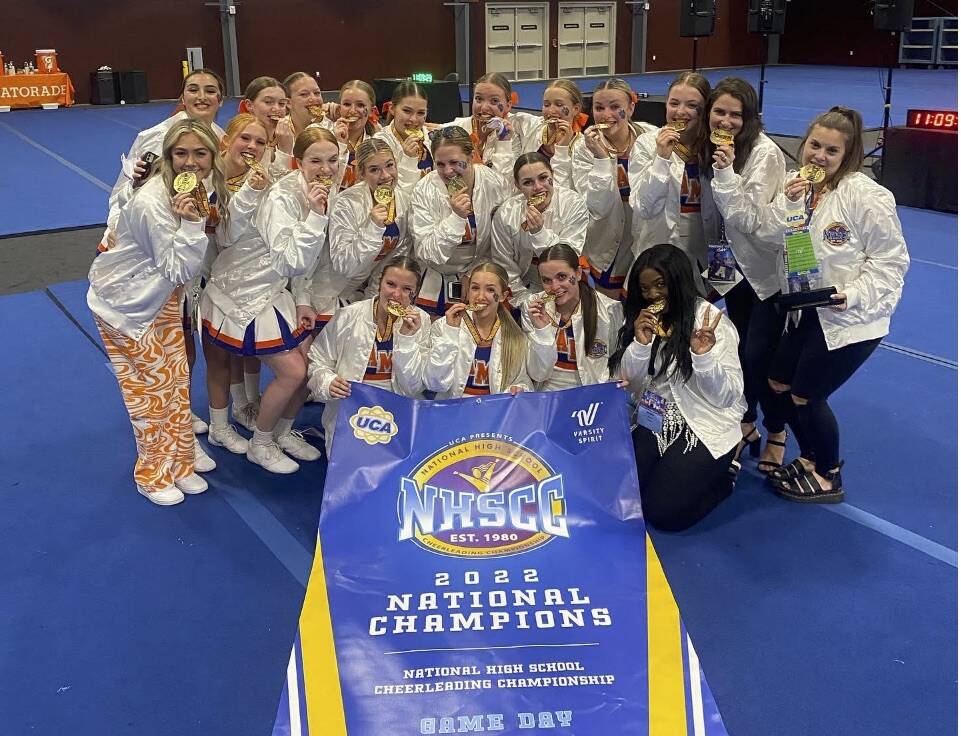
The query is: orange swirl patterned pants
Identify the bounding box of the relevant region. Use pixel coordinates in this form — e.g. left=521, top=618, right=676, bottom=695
left=95, top=291, right=195, bottom=493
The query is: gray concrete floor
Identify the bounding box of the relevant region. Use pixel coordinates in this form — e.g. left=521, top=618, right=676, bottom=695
left=0, top=226, right=100, bottom=296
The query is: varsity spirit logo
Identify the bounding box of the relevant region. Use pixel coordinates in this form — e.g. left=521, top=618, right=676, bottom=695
left=397, top=438, right=569, bottom=558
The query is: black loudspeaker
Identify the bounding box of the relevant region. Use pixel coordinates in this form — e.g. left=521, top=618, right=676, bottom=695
left=873, top=0, right=914, bottom=31
left=882, top=126, right=957, bottom=212
left=748, top=0, right=787, bottom=34
left=118, top=70, right=149, bottom=104
left=89, top=70, right=120, bottom=105
left=680, top=0, right=716, bottom=38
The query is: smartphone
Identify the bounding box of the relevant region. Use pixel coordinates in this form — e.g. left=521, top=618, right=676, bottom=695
left=446, top=280, right=463, bottom=303
left=138, top=152, right=158, bottom=181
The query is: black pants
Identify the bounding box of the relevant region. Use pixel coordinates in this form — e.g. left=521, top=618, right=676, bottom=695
left=724, top=280, right=786, bottom=431
left=767, top=309, right=881, bottom=475
left=632, top=426, right=736, bottom=531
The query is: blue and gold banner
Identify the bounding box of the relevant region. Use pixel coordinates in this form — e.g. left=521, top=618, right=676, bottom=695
left=273, top=382, right=728, bottom=735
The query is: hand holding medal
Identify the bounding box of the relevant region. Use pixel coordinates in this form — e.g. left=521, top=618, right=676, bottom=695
left=520, top=191, right=547, bottom=233
left=172, top=172, right=204, bottom=222
left=710, top=128, right=736, bottom=170
left=656, top=119, right=686, bottom=158
left=527, top=292, right=555, bottom=329
left=373, top=185, right=396, bottom=226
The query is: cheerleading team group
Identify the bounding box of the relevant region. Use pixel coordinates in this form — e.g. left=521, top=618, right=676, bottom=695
left=87, top=66, right=909, bottom=529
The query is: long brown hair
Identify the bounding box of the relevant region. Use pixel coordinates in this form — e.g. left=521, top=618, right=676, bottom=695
left=243, top=76, right=283, bottom=104
left=798, top=106, right=865, bottom=189
left=430, top=125, right=475, bottom=158
left=468, top=262, right=526, bottom=392
left=293, top=127, right=339, bottom=160
left=667, top=71, right=711, bottom=161
left=389, top=81, right=429, bottom=122
left=539, top=244, right=598, bottom=358
left=703, top=77, right=762, bottom=178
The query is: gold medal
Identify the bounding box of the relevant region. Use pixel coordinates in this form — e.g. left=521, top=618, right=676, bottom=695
left=647, top=299, right=672, bottom=338
left=464, top=303, right=482, bottom=313
left=592, top=122, right=612, bottom=131
left=710, top=128, right=735, bottom=147
left=521, top=191, right=548, bottom=231
left=405, top=128, right=424, bottom=141
left=541, top=292, right=556, bottom=301
left=307, top=104, right=325, bottom=122
left=173, top=171, right=197, bottom=194
left=666, top=120, right=687, bottom=132
left=541, top=119, right=561, bottom=147
left=241, top=152, right=265, bottom=175
left=799, top=164, right=826, bottom=184
left=374, top=185, right=396, bottom=225
left=385, top=300, right=407, bottom=318
left=373, top=185, right=393, bottom=205
left=446, top=175, right=467, bottom=196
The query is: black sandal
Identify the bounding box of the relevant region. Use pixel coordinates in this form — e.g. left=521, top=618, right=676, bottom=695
left=728, top=426, right=761, bottom=479
left=772, top=463, right=844, bottom=504
left=757, top=433, right=788, bottom=475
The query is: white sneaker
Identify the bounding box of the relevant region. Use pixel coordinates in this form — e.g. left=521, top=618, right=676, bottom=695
left=175, top=472, right=208, bottom=494
left=137, top=484, right=185, bottom=506
left=234, top=401, right=259, bottom=432
left=247, top=440, right=300, bottom=474
left=208, top=424, right=249, bottom=454
left=191, top=412, right=209, bottom=434
left=277, top=430, right=322, bottom=462
left=194, top=438, right=217, bottom=473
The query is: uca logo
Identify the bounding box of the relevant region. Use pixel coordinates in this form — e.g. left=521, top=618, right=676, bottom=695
left=349, top=406, right=398, bottom=445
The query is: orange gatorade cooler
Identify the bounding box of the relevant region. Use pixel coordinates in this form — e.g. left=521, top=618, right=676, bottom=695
left=35, top=50, right=59, bottom=73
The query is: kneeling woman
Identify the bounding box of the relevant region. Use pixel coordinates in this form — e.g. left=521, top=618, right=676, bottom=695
left=611, top=244, right=746, bottom=530
left=87, top=120, right=229, bottom=506
left=523, top=244, right=622, bottom=391
left=426, top=262, right=532, bottom=398
left=306, top=257, right=431, bottom=457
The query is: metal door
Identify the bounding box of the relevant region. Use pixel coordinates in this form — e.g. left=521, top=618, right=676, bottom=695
left=558, top=5, right=586, bottom=77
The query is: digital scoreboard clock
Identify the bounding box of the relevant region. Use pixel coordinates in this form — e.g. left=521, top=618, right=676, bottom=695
left=905, top=109, right=958, bottom=131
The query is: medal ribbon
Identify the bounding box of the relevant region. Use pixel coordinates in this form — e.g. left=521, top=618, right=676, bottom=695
left=464, top=314, right=500, bottom=345
left=372, top=298, right=397, bottom=342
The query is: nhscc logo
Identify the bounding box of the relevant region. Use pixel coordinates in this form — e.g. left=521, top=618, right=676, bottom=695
left=571, top=402, right=602, bottom=428
left=349, top=405, right=398, bottom=445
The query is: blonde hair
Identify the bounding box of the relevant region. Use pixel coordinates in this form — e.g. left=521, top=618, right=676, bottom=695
left=355, top=138, right=395, bottom=174
left=157, top=120, right=229, bottom=228
left=545, top=78, right=583, bottom=110
left=293, top=127, right=339, bottom=160
left=592, top=77, right=647, bottom=136
left=468, top=262, right=526, bottom=392
left=340, top=79, right=380, bottom=136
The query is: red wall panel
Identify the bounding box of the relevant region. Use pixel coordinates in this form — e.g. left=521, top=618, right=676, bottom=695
left=2, top=0, right=223, bottom=103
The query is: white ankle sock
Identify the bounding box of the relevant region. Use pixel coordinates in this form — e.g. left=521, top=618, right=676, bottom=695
left=244, top=372, right=261, bottom=404
left=209, top=406, right=229, bottom=430
left=252, top=428, right=274, bottom=447
left=230, top=382, right=248, bottom=408
left=274, top=417, right=294, bottom=438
